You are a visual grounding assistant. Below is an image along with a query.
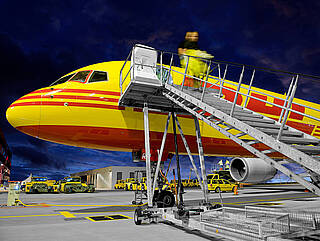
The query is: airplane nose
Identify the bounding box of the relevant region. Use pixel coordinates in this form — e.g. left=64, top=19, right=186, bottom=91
left=6, top=94, right=41, bottom=137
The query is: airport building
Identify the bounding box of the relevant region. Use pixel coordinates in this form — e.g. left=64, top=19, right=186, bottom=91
left=0, top=128, right=11, bottom=184
left=71, top=166, right=146, bottom=190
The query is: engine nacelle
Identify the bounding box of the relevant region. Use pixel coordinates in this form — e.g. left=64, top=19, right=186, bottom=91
left=230, top=158, right=277, bottom=183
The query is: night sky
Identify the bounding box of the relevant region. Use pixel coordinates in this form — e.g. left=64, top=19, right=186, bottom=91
left=1, top=1, right=319, bottom=181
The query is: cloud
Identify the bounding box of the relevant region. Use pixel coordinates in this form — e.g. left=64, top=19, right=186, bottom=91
left=270, top=0, right=296, bottom=18
left=122, top=30, right=173, bottom=47
left=12, top=145, right=66, bottom=170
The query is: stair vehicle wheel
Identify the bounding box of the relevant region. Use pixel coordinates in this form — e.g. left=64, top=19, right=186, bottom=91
left=134, top=208, right=142, bottom=225
left=215, top=187, right=221, bottom=193
left=158, top=191, right=175, bottom=208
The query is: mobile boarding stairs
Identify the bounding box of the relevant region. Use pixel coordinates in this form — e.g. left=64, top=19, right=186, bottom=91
left=119, top=45, right=320, bottom=238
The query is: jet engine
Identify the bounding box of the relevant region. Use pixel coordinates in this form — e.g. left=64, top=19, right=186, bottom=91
left=230, top=158, right=277, bottom=183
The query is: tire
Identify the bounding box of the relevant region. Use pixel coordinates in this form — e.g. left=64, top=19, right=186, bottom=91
left=157, top=191, right=175, bottom=208
left=212, top=204, right=222, bottom=209
left=232, top=186, right=235, bottom=193
left=65, top=186, right=72, bottom=193
left=124, top=185, right=128, bottom=191
left=215, top=187, right=221, bottom=193
left=134, top=208, right=142, bottom=225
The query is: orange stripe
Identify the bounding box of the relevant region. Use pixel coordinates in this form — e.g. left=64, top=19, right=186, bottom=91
left=10, top=101, right=125, bottom=110
left=30, top=88, right=121, bottom=96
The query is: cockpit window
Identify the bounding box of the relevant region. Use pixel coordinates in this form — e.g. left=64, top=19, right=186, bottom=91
left=88, top=71, right=108, bottom=83
left=69, top=71, right=91, bottom=83
left=49, top=73, right=75, bottom=86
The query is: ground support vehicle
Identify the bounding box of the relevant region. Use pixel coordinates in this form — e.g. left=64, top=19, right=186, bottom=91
left=46, top=180, right=59, bottom=193
left=120, top=44, right=320, bottom=239
left=132, top=171, right=147, bottom=205
left=192, top=179, right=200, bottom=188
left=124, top=178, right=137, bottom=191
left=59, top=177, right=95, bottom=193
left=170, top=180, right=177, bottom=189
left=49, top=181, right=60, bottom=193
left=207, top=173, right=220, bottom=180
left=207, top=179, right=237, bottom=193
left=136, top=177, right=147, bottom=191
left=25, top=177, right=50, bottom=193
left=181, top=179, right=194, bottom=188
left=114, top=179, right=125, bottom=189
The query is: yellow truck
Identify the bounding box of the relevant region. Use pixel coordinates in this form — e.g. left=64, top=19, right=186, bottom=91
left=136, top=177, right=147, bottom=191
left=59, top=176, right=95, bottom=193
left=25, top=177, right=50, bottom=193
left=181, top=179, right=195, bottom=188
left=124, top=178, right=137, bottom=191
left=114, top=179, right=125, bottom=189
left=191, top=179, right=200, bottom=187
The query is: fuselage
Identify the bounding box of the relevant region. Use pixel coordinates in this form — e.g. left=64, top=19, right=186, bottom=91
left=6, top=61, right=320, bottom=156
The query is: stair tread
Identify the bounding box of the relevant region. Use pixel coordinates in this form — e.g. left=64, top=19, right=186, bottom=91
left=279, top=136, right=320, bottom=145
left=243, top=121, right=288, bottom=130
left=294, top=145, right=320, bottom=154
left=236, top=116, right=275, bottom=124
left=256, top=128, right=303, bottom=137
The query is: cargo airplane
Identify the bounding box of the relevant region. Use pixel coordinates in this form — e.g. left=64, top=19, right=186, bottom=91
left=6, top=57, right=320, bottom=183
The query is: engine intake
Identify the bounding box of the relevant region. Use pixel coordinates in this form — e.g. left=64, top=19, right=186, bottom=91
left=230, top=158, right=277, bottom=183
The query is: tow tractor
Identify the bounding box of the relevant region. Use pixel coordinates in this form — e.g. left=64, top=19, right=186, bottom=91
left=59, top=176, right=95, bottom=193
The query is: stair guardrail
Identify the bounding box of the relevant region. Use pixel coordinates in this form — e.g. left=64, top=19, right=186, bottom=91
left=120, top=44, right=320, bottom=143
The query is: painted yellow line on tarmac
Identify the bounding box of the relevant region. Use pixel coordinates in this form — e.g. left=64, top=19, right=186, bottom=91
left=211, top=194, right=318, bottom=205
left=74, top=210, right=135, bottom=215
left=0, top=214, right=60, bottom=218
left=44, top=203, right=147, bottom=207
left=59, top=211, right=76, bottom=218
left=0, top=210, right=135, bottom=219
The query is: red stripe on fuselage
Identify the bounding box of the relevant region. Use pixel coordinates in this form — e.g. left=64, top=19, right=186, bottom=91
left=17, top=125, right=284, bottom=157
left=10, top=101, right=125, bottom=110
left=30, top=88, right=121, bottom=96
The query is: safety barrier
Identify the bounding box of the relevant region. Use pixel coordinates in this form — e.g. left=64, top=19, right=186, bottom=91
left=199, top=206, right=320, bottom=240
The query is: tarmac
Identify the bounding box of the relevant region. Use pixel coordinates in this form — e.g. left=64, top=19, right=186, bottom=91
left=0, top=185, right=319, bottom=241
